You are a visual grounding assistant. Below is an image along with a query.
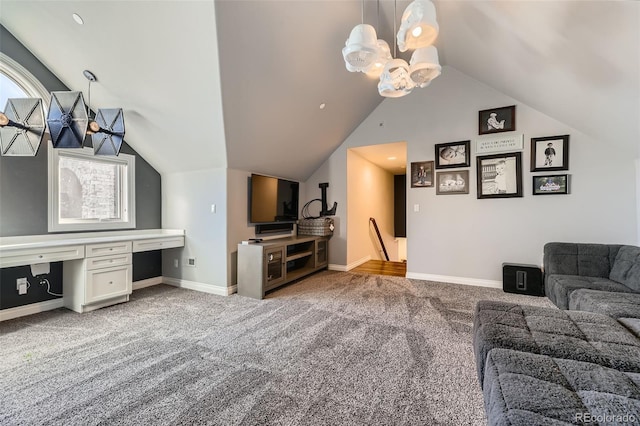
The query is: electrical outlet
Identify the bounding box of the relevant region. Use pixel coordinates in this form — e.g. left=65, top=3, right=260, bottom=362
left=185, top=257, right=196, bottom=267
left=17, top=277, right=28, bottom=295
left=173, top=259, right=179, bottom=268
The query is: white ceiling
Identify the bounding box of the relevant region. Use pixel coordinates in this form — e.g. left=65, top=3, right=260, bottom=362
left=1, top=1, right=638, bottom=182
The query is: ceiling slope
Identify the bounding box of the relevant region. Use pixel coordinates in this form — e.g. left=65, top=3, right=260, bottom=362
left=0, top=0, right=227, bottom=174
left=437, top=1, right=640, bottom=152
left=1, top=1, right=638, bottom=181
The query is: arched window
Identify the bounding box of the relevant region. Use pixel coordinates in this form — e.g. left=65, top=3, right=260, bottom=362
left=0, top=52, right=49, bottom=104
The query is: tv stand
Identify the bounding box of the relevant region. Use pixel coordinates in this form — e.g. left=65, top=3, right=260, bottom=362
left=237, top=235, right=329, bottom=299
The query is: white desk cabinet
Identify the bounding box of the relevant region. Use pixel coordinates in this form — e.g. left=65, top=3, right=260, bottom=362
left=64, top=242, right=133, bottom=313
left=0, top=229, right=185, bottom=315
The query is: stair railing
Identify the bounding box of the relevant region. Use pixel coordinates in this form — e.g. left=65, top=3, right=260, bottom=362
left=369, top=217, right=389, bottom=261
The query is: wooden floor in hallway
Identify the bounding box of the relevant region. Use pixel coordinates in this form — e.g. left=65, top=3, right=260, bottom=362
left=350, top=260, right=407, bottom=277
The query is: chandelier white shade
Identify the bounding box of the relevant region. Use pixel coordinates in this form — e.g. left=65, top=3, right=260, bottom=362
left=397, top=0, right=439, bottom=52
left=378, top=58, right=415, bottom=97
left=342, top=24, right=379, bottom=72
left=343, top=0, right=440, bottom=98
left=409, top=45, right=441, bottom=87
left=366, top=40, right=393, bottom=78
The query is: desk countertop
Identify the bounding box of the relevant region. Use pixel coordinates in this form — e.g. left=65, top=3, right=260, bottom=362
left=0, top=229, right=185, bottom=252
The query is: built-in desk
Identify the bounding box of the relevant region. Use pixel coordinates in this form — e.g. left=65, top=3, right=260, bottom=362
left=0, top=229, right=184, bottom=313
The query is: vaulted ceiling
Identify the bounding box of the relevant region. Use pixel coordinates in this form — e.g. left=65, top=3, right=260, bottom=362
left=1, top=1, right=638, bottom=181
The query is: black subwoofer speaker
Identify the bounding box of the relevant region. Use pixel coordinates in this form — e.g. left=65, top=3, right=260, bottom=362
left=502, top=263, right=544, bottom=296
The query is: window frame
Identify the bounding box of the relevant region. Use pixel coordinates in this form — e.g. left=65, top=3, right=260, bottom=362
left=48, top=147, right=136, bottom=232
left=0, top=52, right=50, bottom=103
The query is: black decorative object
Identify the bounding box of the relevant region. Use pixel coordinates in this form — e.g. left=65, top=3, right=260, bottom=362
left=435, top=140, right=471, bottom=169
left=91, top=108, right=125, bottom=156
left=478, top=105, right=516, bottom=135
left=47, top=91, right=88, bottom=149
left=476, top=152, right=523, bottom=199
left=0, top=98, right=46, bottom=156
left=531, top=135, right=569, bottom=172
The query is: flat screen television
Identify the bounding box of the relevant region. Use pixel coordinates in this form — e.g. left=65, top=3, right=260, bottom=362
left=249, top=174, right=299, bottom=224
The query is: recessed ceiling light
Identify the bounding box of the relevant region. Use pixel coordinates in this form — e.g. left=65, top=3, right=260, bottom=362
left=387, top=156, right=397, bottom=160
left=72, top=13, right=84, bottom=25
left=319, top=103, right=326, bottom=110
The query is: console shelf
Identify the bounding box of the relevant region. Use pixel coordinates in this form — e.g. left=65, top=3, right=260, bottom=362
left=237, top=235, right=329, bottom=299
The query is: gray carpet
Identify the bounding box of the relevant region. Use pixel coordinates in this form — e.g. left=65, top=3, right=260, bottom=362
left=0, top=271, right=553, bottom=425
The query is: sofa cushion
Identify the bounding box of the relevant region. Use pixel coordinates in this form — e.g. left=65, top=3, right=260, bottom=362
left=473, top=300, right=640, bottom=387
left=569, top=289, right=640, bottom=319
left=544, top=242, right=622, bottom=279
left=610, top=245, right=640, bottom=292
left=483, top=348, right=640, bottom=426
left=545, top=274, right=632, bottom=310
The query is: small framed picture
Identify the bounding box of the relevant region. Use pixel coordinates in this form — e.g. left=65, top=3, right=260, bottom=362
left=533, top=174, right=569, bottom=195
left=436, top=170, right=470, bottom=195
left=478, top=105, right=516, bottom=135
left=531, top=135, right=569, bottom=172
left=410, top=161, right=434, bottom=188
left=476, top=152, right=523, bottom=199
left=435, top=140, right=471, bottom=169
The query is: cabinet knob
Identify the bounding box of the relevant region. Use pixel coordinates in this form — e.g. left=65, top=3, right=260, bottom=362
left=109, top=281, right=113, bottom=285
left=109, top=248, right=113, bottom=251
left=38, top=255, right=43, bottom=258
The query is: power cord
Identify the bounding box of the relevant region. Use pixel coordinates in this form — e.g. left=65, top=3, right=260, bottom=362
left=39, top=278, right=63, bottom=297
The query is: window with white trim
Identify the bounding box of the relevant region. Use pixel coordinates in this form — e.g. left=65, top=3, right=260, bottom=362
left=48, top=147, right=136, bottom=232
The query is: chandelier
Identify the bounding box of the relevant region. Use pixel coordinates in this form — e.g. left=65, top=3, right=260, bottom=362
left=342, top=0, right=441, bottom=98
left=0, top=70, right=125, bottom=156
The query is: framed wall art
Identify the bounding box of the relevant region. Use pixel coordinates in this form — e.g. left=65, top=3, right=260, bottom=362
left=436, top=170, right=470, bottom=195
left=476, top=152, right=523, bottom=199
left=531, top=135, right=569, bottom=172
left=478, top=105, right=516, bottom=135
left=434, top=140, right=471, bottom=169
left=532, top=174, right=569, bottom=195
left=410, top=161, right=434, bottom=188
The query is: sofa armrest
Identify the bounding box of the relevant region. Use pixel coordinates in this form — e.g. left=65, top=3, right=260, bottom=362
left=543, top=242, right=622, bottom=281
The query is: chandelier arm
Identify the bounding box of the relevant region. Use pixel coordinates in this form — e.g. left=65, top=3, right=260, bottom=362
left=393, top=0, right=397, bottom=58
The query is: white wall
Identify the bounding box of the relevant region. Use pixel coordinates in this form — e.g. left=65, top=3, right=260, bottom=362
left=306, top=66, right=638, bottom=285
left=347, top=150, right=397, bottom=264
left=304, top=157, right=347, bottom=266
left=161, top=168, right=228, bottom=289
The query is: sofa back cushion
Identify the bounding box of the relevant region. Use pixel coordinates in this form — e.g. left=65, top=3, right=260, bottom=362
left=609, top=245, right=640, bottom=292
left=544, top=242, right=622, bottom=279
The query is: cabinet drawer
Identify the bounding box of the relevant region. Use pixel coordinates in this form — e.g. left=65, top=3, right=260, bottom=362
left=85, top=264, right=132, bottom=304
left=132, top=236, right=184, bottom=252
left=86, top=253, right=132, bottom=271
left=85, top=241, right=132, bottom=258
left=0, top=245, right=85, bottom=268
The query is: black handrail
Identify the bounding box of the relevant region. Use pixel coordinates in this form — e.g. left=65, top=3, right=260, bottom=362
left=369, top=217, right=389, bottom=261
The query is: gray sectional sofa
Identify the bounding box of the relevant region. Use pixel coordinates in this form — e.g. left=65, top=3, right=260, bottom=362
left=472, top=242, right=640, bottom=425
left=544, top=242, right=640, bottom=318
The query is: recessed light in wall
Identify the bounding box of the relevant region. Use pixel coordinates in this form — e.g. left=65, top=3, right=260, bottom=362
left=387, top=156, right=397, bottom=160
left=319, top=103, right=326, bottom=110
left=72, top=13, right=84, bottom=25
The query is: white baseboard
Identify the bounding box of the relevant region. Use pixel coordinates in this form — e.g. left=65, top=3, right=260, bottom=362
left=406, top=272, right=502, bottom=289
left=329, top=255, right=371, bottom=272
left=0, top=298, right=65, bottom=322
left=132, top=276, right=163, bottom=290
left=163, top=277, right=237, bottom=296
